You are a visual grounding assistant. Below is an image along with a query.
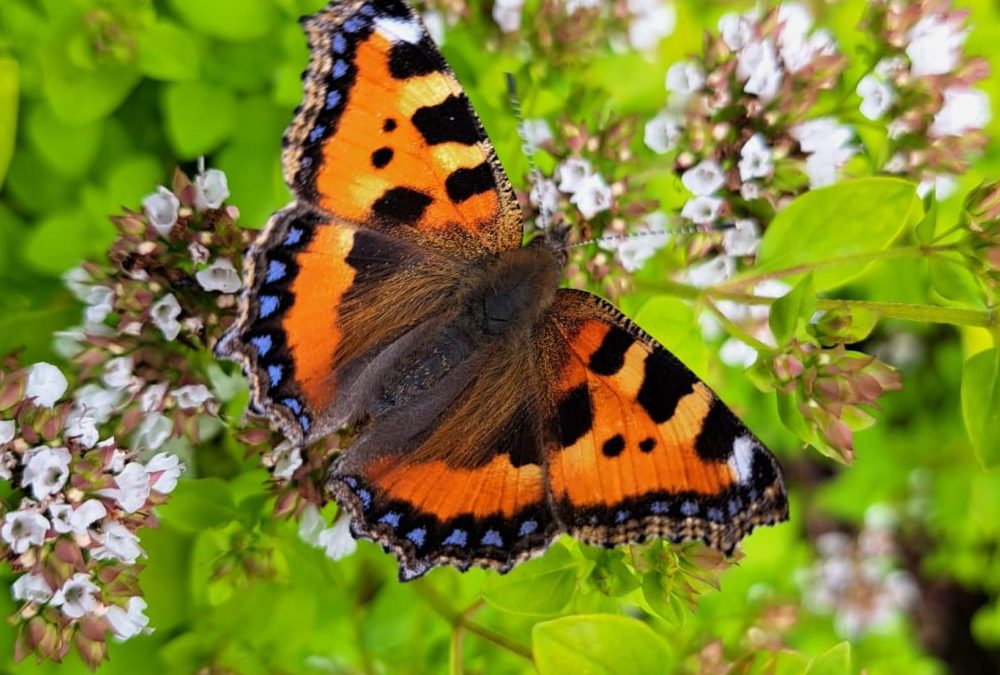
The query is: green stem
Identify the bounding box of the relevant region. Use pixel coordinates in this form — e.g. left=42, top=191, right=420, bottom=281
left=412, top=580, right=533, bottom=661
left=703, top=298, right=773, bottom=353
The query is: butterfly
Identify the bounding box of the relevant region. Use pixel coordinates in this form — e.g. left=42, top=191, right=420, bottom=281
left=218, top=0, right=788, bottom=581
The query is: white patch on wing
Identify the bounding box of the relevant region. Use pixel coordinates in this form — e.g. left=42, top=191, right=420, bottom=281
left=375, top=16, right=423, bottom=45
left=728, top=435, right=756, bottom=485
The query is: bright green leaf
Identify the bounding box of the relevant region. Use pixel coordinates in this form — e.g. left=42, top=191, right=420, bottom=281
left=961, top=347, right=1000, bottom=468
left=930, top=255, right=988, bottom=309
left=138, top=20, right=202, bottom=81
left=805, top=641, right=851, bottom=675
left=156, top=478, right=240, bottom=532
left=634, top=295, right=709, bottom=380
left=0, top=58, right=18, bottom=189
left=482, top=543, right=580, bottom=616
left=161, top=81, right=236, bottom=158
left=755, top=178, right=919, bottom=291
left=23, top=207, right=111, bottom=276
left=777, top=391, right=814, bottom=446
left=915, top=190, right=938, bottom=245
left=26, top=103, right=103, bottom=177
left=768, top=273, right=815, bottom=346
left=533, top=615, right=674, bottom=675
left=168, top=0, right=278, bottom=42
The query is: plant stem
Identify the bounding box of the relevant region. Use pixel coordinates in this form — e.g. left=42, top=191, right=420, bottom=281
left=412, top=579, right=533, bottom=661
left=703, top=298, right=773, bottom=352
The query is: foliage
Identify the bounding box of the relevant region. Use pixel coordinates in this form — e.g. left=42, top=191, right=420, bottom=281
left=0, top=0, right=1000, bottom=673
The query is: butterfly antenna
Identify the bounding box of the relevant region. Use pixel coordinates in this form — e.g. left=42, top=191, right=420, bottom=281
left=565, top=221, right=736, bottom=250
left=505, top=73, right=553, bottom=233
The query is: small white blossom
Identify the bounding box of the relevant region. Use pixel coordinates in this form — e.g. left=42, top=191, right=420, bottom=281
left=194, top=169, right=230, bottom=211
left=74, top=384, right=125, bottom=424
left=103, top=356, right=134, bottom=390
left=738, top=39, right=783, bottom=101
left=523, top=119, right=552, bottom=148
left=53, top=327, right=86, bottom=359
left=719, top=12, right=757, bottom=52
left=665, top=60, right=705, bottom=98
left=84, top=285, right=115, bottom=325
left=681, top=159, right=725, bottom=196
left=93, top=522, right=145, bottom=564
left=66, top=414, right=99, bottom=449
left=857, top=74, right=896, bottom=121
left=930, top=87, right=990, bottom=137
left=875, top=56, right=907, bottom=79
left=492, top=0, right=523, bottom=33
left=917, top=174, right=957, bottom=200
left=644, top=112, right=681, bottom=154
left=25, top=362, right=68, bottom=408
left=134, top=413, right=172, bottom=451
left=146, top=452, right=183, bottom=494
left=740, top=182, right=761, bottom=201
left=99, top=462, right=150, bottom=513
left=142, top=187, right=180, bottom=238
left=0, top=420, right=14, bottom=445
left=188, top=241, right=210, bottom=265
left=22, top=446, right=72, bottom=500
left=627, top=1, right=675, bottom=51
left=529, top=178, right=559, bottom=224
left=884, top=153, right=908, bottom=174
left=616, top=213, right=671, bottom=272
left=804, top=147, right=855, bottom=188
left=906, top=14, right=967, bottom=78
left=105, top=597, right=151, bottom=640
left=570, top=173, right=613, bottom=219
left=272, top=442, right=303, bottom=480
left=173, top=384, right=213, bottom=409
left=51, top=573, right=100, bottom=619
left=12, top=572, right=53, bottom=604
left=151, top=294, right=182, bottom=341
left=738, top=134, right=773, bottom=182
left=720, top=338, right=759, bottom=368
left=1, top=510, right=50, bottom=554
left=51, top=499, right=107, bottom=536
left=791, top=117, right=853, bottom=154
left=139, top=383, right=168, bottom=413
left=556, top=157, right=593, bottom=194
left=63, top=267, right=93, bottom=301
left=298, top=504, right=327, bottom=546
left=195, top=258, right=242, bottom=294
left=680, top=195, right=723, bottom=225
left=723, top=219, right=761, bottom=257
left=318, top=513, right=358, bottom=561
left=687, top=256, right=735, bottom=287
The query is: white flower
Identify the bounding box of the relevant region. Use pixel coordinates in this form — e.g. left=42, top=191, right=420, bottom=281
left=421, top=10, right=446, bottom=45
left=99, top=462, right=150, bottom=513
left=25, top=362, right=67, bottom=408
left=12, top=572, right=53, bottom=604
left=665, top=60, right=705, bottom=98
left=151, top=294, right=182, bottom=341
left=53, top=327, right=86, bottom=359
left=272, top=442, right=303, bottom=480
left=492, top=0, right=523, bottom=33
left=719, top=12, right=756, bottom=51
left=687, top=256, right=735, bottom=287
left=0, top=420, right=14, bottom=445
left=857, top=74, right=896, bottom=121
left=173, top=384, right=212, bottom=409
left=103, top=356, right=134, bottom=390
left=627, top=2, right=675, bottom=51
left=681, top=159, right=725, bottom=196
left=738, top=134, right=773, bottom=182
left=299, top=504, right=326, bottom=546
left=556, top=157, right=593, bottom=194
left=146, top=452, right=183, bottom=494
left=930, top=87, right=990, bottom=137
left=194, top=169, right=229, bottom=211
left=63, top=267, right=93, bottom=301
left=84, top=285, right=115, bottom=325
left=884, top=153, right=908, bottom=174
left=917, top=174, right=957, bottom=200
left=523, top=119, right=552, bottom=148
left=142, top=187, right=180, bottom=238
left=195, top=258, right=242, bottom=294
left=139, top=383, right=168, bottom=412
left=529, top=178, right=559, bottom=222
left=318, top=514, right=357, bottom=561
left=66, top=414, right=99, bottom=449
left=804, top=147, right=854, bottom=188
left=723, top=219, right=760, bottom=257
left=720, top=338, right=759, bottom=368
left=569, top=173, right=613, bottom=219
left=906, top=14, right=967, bottom=77
left=680, top=195, right=723, bottom=225
left=93, top=522, right=145, bottom=564
left=738, top=39, right=783, bottom=101
left=51, top=499, right=107, bottom=535
left=22, top=446, right=71, bottom=500
left=74, top=384, right=125, bottom=424
left=51, top=573, right=100, bottom=619
left=644, top=112, right=681, bottom=154
left=1, top=510, right=50, bottom=554
left=791, top=117, right=853, bottom=154
left=875, top=56, right=906, bottom=79
left=134, top=413, right=172, bottom=451
left=104, top=597, right=151, bottom=640
left=616, top=213, right=671, bottom=272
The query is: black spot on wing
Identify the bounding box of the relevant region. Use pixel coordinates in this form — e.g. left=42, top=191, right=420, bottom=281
left=588, top=325, right=634, bottom=376
left=636, top=349, right=696, bottom=424
left=372, top=147, right=394, bottom=168
left=371, top=187, right=433, bottom=225
left=388, top=38, right=442, bottom=79
left=601, top=434, right=625, bottom=458
left=639, top=437, right=656, bottom=453
left=556, top=385, right=592, bottom=447
left=693, top=398, right=742, bottom=462
left=383, top=118, right=397, bottom=132
left=375, top=0, right=413, bottom=19
left=411, top=95, right=480, bottom=146
left=499, top=406, right=542, bottom=468
left=445, top=163, right=495, bottom=203
left=750, top=444, right=779, bottom=490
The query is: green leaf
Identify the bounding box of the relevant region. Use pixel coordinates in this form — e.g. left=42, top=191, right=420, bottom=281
left=755, top=178, right=919, bottom=291
left=23, top=207, right=112, bottom=276
left=810, top=305, right=879, bottom=346
left=768, top=273, right=815, bottom=346
left=930, top=255, right=988, bottom=308
left=805, top=641, right=851, bottom=675
left=161, top=81, right=236, bottom=158
left=156, top=478, right=240, bottom=532
left=634, top=296, right=709, bottom=380
left=0, top=58, right=18, bottom=189
left=961, top=347, right=1000, bottom=468
left=641, top=571, right=687, bottom=625
left=915, top=190, right=938, bottom=245
left=168, top=0, right=278, bottom=42
left=138, top=20, right=202, bottom=81
left=533, top=615, right=673, bottom=675
left=482, top=543, right=580, bottom=616
left=26, top=103, right=103, bottom=177
left=777, top=390, right=814, bottom=446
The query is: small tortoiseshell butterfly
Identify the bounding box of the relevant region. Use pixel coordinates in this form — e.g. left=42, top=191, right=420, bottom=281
left=219, top=0, right=789, bottom=580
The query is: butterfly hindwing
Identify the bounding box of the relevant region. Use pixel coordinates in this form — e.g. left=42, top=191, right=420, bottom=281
left=541, top=290, right=789, bottom=553
left=284, top=0, right=523, bottom=257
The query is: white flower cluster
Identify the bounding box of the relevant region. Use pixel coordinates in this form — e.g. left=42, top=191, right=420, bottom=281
left=626, top=0, right=676, bottom=51
left=299, top=504, right=357, bottom=562
left=697, top=280, right=790, bottom=368
left=141, top=168, right=229, bottom=239
left=791, top=118, right=856, bottom=188
left=530, top=156, right=615, bottom=226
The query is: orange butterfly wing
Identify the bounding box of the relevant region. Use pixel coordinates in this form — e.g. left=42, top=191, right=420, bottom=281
left=541, top=290, right=788, bottom=553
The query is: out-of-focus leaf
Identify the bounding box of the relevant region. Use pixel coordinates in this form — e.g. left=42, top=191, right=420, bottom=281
left=23, top=207, right=109, bottom=276
left=755, top=178, right=919, bottom=290
left=168, top=0, right=278, bottom=42
left=805, top=641, right=851, bottom=675
left=161, top=81, right=236, bottom=158
left=26, top=104, right=103, bottom=177
left=769, top=273, right=814, bottom=346
left=482, top=543, right=580, bottom=616
left=915, top=190, right=938, bottom=245
left=0, top=58, right=18, bottom=189
left=138, top=20, right=202, bottom=81
left=156, top=478, right=240, bottom=532
left=533, top=615, right=674, bottom=675
left=635, top=295, right=709, bottom=380
left=961, top=347, right=1000, bottom=468
left=930, top=255, right=988, bottom=308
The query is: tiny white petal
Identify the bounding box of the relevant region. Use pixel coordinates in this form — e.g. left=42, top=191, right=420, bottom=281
left=719, top=12, right=757, bottom=52
left=194, top=169, right=230, bottom=211
left=1, top=511, right=50, bottom=554
left=93, top=521, right=145, bottom=564
left=134, top=413, right=172, bottom=451
left=687, top=256, right=735, bottom=287
left=146, top=452, right=184, bottom=494
left=99, top=462, right=151, bottom=513
left=105, top=597, right=151, bottom=640
left=681, top=159, right=725, bottom=196
left=930, top=87, right=990, bottom=137
left=142, top=187, right=180, bottom=238
left=51, top=573, right=100, bottom=619
left=318, top=514, right=357, bottom=561
left=720, top=339, right=759, bottom=368
left=680, top=195, right=723, bottom=225
left=25, top=362, right=68, bottom=408
left=103, top=356, right=134, bottom=390
left=12, top=572, right=53, bottom=604
left=22, top=446, right=72, bottom=500
left=66, top=414, right=100, bottom=449
left=173, top=384, right=213, bottom=409
left=151, top=294, right=182, bottom=341
left=272, top=442, right=303, bottom=481
left=492, top=0, right=523, bottom=33
left=556, top=157, right=593, bottom=194
left=569, top=173, right=613, bottom=219
left=738, top=134, right=773, bottom=182
left=665, top=60, right=705, bottom=98
left=70, top=499, right=108, bottom=535
left=0, top=420, right=15, bottom=445
left=723, top=219, right=760, bottom=257
left=857, top=74, right=896, bottom=121
left=299, top=503, right=326, bottom=546
left=195, top=258, right=242, bottom=294
left=522, top=119, right=552, bottom=148
left=906, top=15, right=967, bottom=77
left=643, top=112, right=681, bottom=155
left=627, top=5, right=675, bottom=51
